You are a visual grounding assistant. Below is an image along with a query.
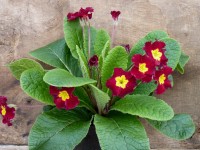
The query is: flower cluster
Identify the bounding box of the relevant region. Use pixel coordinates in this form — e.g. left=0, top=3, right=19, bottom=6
left=0, top=96, right=15, bottom=126
left=67, top=7, right=94, bottom=21
left=106, top=40, right=173, bottom=97
left=50, top=86, right=80, bottom=110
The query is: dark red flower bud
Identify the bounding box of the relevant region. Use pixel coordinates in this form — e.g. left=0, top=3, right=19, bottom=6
left=111, top=10, right=121, bottom=21
left=67, top=12, right=80, bottom=21
left=89, top=55, right=98, bottom=66
left=79, top=7, right=94, bottom=20
left=122, top=44, right=130, bottom=53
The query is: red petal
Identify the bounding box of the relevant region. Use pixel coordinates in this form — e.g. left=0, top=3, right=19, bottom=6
left=163, top=66, right=173, bottom=75
left=54, top=98, right=66, bottom=109
left=130, top=66, right=145, bottom=79
left=0, top=96, right=7, bottom=105
left=65, top=96, right=80, bottom=110
left=2, top=106, right=15, bottom=126
left=50, top=86, right=59, bottom=96
left=155, top=84, right=165, bottom=94
left=61, top=87, right=75, bottom=95
left=142, top=75, right=153, bottom=83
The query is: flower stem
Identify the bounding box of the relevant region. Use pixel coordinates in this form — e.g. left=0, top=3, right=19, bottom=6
left=111, top=23, right=116, bottom=48
left=88, top=22, right=91, bottom=59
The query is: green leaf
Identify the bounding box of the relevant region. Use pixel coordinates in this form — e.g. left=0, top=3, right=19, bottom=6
left=101, top=40, right=110, bottom=60
left=30, top=39, right=68, bottom=70
left=176, top=52, right=190, bottom=74
left=111, top=95, right=174, bottom=121
left=43, top=69, right=96, bottom=87
left=30, top=38, right=82, bottom=76
left=147, top=114, right=195, bottom=140
left=101, top=46, right=128, bottom=91
left=133, top=81, right=157, bottom=95
left=94, top=112, right=150, bottom=150
left=76, top=46, right=90, bottom=78
left=64, top=18, right=83, bottom=59
left=94, top=29, right=110, bottom=57
left=88, top=84, right=110, bottom=113
left=129, top=30, right=169, bottom=66
left=8, top=58, right=43, bottom=80
left=161, top=38, right=181, bottom=70
left=83, top=26, right=97, bottom=58
left=20, top=68, right=53, bottom=105
left=29, top=108, right=92, bottom=150
left=74, top=87, right=96, bottom=113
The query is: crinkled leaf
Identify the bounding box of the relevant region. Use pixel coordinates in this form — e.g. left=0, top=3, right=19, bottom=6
left=94, top=112, right=150, bottom=150
left=101, top=40, right=110, bottom=60
left=74, top=87, right=96, bottom=113
left=133, top=81, right=157, bottom=95
left=101, top=46, right=128, bottom=91
left=176, top=51, right=190, bottom=74
left=129, top=30, right=169, bottom=66
left=8, top=58, right=43, bottom=80
left=161, top=38, right=181, bottom=70
left=43, top=69, right=96, bottom=87
left=147, top=114, right=195, bottom=140
left=89, top=84, right=110, bottom=113
left=94, top=29, right=110, bottom=57
left=29, top=38, right=82, bottom=76
left=111, top=95, right=174, bottom=121
left=64, top=18, right=83, bottom=59
left=76, top=46, right=90, bottom=78
left=29, top=108, right=92, bottom=150
left=20, top=68, right=53, bottom=105
left=83, top=26, right=97, bottom=59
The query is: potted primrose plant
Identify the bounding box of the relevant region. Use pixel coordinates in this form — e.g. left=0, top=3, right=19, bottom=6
left=0, top=7, right=195, bottom=150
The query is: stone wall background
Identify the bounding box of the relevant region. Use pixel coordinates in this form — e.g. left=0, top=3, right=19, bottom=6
left=0, top=0, right=200, bottom=149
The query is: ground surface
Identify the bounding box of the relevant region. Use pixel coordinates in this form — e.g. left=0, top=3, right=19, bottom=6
left=0, top=0, right=200, bottom=149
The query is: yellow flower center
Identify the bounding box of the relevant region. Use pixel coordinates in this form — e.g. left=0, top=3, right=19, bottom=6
left=58, top=91, right=70, bottom=101
left=159, top=74, right=166, bottom=84
left=115, top=75, right=129, bottom=89
left=139, top=63, right=148, bottom=73
left=1, top=106, right=6, bottom=116
left=151, top=49, right=162, bottom=61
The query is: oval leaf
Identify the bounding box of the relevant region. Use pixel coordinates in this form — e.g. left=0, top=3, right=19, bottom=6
left=94, top=112, right=150, bottom=150
left=8, top=58, right=43, bottom=80
left=147, top=114, right=195, bottom=140
left=43, top=69, right=96, bottom=87
left=20, top=68, right=53, bottom=105
left=161, top=38, right=181, bottom=70
left=74, top=87, right=96, bottom=113
left=76, top=46, right=90, bottom=78
left=64, top=18, right=83, bottom=59
left=29, top=38, right=82, bottom=76
left=133, top=81, right=157, bottom=95
left=94, top=29, right=110, bottom=57
left=101, top=46, right=128, bottom=91
left=89, top=84, right=110, bottom=113
left=111, top=95, right=174, bottom=121
left=176, top=51, right=190, bottom=74
left=29, top=108, right=92, bottom=150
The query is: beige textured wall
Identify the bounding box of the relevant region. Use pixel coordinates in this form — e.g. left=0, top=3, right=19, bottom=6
left=0, top=0, right=200, bottom=149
